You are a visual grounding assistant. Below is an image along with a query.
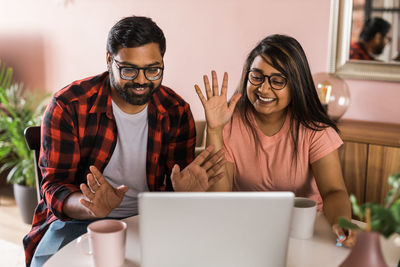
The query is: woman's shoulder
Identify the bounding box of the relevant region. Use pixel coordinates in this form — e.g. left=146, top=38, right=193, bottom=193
left=296, top=120, right=342, bottom=147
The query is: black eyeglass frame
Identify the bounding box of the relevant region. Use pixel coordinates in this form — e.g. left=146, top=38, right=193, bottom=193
left=113, top=58, right=164, bottom=81
left=247, top=70, right=288, bottom=90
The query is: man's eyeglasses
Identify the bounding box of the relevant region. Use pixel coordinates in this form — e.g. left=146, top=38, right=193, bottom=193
left=113, top=58, right=164, bottom=81
left=248, top=70, right=287, bottom=90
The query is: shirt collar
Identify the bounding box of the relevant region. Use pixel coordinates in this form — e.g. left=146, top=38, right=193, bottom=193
left=88, top=72, right=113, bottom=119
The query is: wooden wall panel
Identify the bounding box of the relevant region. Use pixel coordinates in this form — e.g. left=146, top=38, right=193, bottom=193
left=366, top=145, right=400, bottom=204
left=338, top=141, right=368, bottom=205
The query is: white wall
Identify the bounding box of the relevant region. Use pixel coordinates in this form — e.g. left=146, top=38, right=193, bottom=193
left=0, top=0, right=399, bottom=123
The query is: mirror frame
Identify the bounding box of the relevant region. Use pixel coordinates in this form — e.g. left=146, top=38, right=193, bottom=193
left=329, top=0, right=400, bottom=82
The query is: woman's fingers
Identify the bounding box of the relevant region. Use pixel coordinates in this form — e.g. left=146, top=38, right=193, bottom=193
left=199, top=71, right=229, bottom=101
left=220, top=72, right=228, bottom=96
left=342, top=230, right=357, bottom=247
left=203, top=75, right=213, bottom=99
left=211, top=70, right=219, bottom=96
left=332, top=224, right=356, bottom=248
left=229, top=93, right=242, bottom=112
left=195, top=84, right=207, bottom=106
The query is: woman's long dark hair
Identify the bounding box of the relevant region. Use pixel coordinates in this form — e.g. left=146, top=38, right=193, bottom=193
left=232, top=34, right=338, bottom=162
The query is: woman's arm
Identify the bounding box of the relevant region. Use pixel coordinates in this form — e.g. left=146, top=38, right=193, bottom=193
left=311, top=149, right=356, bottom=247
left=206, top=127, right=234, bottom=191
left=194, top=71, right=240, bottom=191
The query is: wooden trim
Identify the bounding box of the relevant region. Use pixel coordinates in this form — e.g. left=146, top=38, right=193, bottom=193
left=337, top=119, right=400, bottom=147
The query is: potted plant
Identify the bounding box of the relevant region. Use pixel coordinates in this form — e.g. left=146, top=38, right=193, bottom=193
left=338, top=172, right=400, bottom=267
left=0, top=60, right=47, bottom=224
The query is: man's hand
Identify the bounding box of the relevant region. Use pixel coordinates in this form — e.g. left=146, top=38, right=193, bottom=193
left=171, top=145, right=225, bottom=192
left=80, top=166, right=129, bottom=218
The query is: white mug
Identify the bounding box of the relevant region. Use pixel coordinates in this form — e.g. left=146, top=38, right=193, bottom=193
left=77, top=219, right=127, bottom=267
left=290, top=197, right=317, bottom=239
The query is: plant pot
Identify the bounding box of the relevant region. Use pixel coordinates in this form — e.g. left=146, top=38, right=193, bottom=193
left=340, top=231, right=388, bottom=267
left=13, top=183, right=38, bottom=224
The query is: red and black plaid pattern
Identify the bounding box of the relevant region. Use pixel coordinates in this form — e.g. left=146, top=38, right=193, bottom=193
left=349, top=42, right=374, bottom=60
left=23, top=72, right=195, bottom=266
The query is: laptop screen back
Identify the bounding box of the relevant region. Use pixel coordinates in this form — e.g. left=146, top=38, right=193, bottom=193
left=139, top=192, right=294, bottom=267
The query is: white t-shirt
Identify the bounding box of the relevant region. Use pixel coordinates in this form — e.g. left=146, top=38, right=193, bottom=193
left=103, top=100, right=149, bottom=218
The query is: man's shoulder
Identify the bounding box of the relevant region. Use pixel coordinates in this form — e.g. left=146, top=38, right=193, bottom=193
left=153, top=85, right=189, bottom=111
left=54, top=72, right=108, bottom=105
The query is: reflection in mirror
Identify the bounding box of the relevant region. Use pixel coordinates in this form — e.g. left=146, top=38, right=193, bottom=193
left=350, top=0, right=399, bottom=62
left=329, top=0, right=400, bottom=82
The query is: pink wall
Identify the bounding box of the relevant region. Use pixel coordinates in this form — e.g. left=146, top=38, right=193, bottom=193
left=1, top=0, right=399, bottom=124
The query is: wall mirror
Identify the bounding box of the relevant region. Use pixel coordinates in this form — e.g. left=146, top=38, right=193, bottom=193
left=329, top=0, right=400, bottom=82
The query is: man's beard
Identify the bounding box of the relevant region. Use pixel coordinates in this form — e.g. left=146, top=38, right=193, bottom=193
left=109, top=70, right=159, bottom=105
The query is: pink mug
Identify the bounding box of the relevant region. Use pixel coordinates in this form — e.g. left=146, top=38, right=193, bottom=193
left=77, top=219, right=127, bottom=267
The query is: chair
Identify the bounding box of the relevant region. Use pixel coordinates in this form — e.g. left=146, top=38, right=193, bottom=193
left=24, top=126, right=42, bottom=201
left=195, top=120, right=206, bottom=157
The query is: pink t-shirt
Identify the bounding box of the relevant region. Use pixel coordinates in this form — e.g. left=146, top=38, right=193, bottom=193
left=223, top=112, right=343, bottom=210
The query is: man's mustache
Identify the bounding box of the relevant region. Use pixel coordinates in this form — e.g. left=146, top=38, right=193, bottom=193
left=124, top=82, right=153, bottom=89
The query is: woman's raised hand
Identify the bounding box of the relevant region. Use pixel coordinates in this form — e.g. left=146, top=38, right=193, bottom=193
left=195, top=71, right=241, bottom=130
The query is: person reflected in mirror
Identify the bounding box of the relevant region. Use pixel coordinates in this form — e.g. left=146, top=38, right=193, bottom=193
left=392, top=39, right=400, bottom=62
left=195, top=34, right=356, bottom=249
left=24, top=15, right=225, bottom=267
left=350, top=17, right=391, bottom=60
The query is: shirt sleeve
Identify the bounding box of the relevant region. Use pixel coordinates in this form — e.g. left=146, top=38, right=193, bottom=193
left=309, top=126, right=343, bottom=164
left=39, top=97, right=81, bottom=220
left=166, top=103, right=196, bottom=179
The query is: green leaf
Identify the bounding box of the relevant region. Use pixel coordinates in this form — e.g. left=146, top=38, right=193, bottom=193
left=0, top=60, right=49, bottom=188
left=350, top=195, right=363, bottom=219
left=390, top=201, right=400, bottom=223
left=338, top=217, right=361, bottom=231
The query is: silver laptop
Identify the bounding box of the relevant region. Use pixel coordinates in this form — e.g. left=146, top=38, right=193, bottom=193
left=138, top=192, right=294, bottom=267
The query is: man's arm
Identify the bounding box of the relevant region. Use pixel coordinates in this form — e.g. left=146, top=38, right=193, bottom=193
left=41, top=98, right=126, bottom=220
left=40, top=99, right=83, bottom=219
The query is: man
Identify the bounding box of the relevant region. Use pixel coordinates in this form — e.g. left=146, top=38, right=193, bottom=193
left=350, top=17, right=391, bottom=60
left=23, top=16, right=225, bottom=267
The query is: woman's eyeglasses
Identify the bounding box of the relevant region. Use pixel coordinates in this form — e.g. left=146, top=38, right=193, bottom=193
left=248, top=70, right=287, bottom=90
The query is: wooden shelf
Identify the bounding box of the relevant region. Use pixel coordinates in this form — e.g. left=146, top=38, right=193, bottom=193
left=337, top=119, right=400, bottom=147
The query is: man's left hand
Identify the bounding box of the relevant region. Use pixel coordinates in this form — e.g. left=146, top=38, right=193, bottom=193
left=171, top=145, right=225, bottom=192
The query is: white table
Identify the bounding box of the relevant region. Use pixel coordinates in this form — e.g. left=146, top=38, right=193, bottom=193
left=44, top=214, right=400, bottom=267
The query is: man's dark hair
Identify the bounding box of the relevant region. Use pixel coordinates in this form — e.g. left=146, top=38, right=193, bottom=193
left=107, top=16, right=166, bottom=57
left=359, top=17, right=391, bottom=41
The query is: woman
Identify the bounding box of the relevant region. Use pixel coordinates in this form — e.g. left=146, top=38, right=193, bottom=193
left=195, top=34, right=356, bottom=247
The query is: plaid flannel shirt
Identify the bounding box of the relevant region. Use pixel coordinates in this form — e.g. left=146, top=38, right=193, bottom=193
left=349, top=41, right=375, bottom=60
left=23, top=72, right=196, bottom=266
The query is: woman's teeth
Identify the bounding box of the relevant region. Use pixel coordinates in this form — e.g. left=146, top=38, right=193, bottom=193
left=258, top=96, right=275, bottom=102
